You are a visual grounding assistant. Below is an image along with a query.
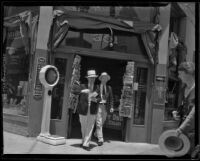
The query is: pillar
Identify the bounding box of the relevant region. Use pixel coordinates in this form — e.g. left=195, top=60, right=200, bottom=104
left=28, top=7, right=53, bottom=136
left=151, top=4, right=171, bottom=144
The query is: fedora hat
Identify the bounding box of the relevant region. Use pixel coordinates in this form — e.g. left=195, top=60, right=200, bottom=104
left=158, top=129, right=191, bottom=157
left=85, top=70, right=98, bottom=78
left=99, top=72, right=110, bottom=81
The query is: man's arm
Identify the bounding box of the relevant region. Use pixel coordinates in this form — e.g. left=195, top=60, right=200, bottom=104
left=71, top=83, right=83, bottom=95
left=178, top=106, right=195, bottom=135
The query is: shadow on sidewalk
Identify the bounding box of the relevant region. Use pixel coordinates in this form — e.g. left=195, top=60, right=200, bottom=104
left=27, top=140, right=38, bottom=154
left=70, top=143, right=97, bottom=151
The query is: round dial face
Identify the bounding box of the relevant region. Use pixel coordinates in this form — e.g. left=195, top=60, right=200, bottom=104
left=45, top=67, right=58, bottom=85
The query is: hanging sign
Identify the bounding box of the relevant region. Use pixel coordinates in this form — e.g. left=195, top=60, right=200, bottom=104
left=154, top=76, right=166, bottom=105
left=33, top=57, right=46, bottom=99
left=68, top=55, right=81, bottom=113
left=105, top=111, right=123, bottom=130
left=119, top=61, right=135, bottom=118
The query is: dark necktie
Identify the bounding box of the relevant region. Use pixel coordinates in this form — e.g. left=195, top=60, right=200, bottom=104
left=103, top=86, right=106, bottom=96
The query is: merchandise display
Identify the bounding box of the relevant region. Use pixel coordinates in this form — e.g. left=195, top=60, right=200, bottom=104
left=119, top=61, right=135, bottom=118
left=69, top=55, right=81, bottom=113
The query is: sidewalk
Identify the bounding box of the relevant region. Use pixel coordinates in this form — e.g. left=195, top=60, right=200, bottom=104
left=3, top=131, right=165, bottom=155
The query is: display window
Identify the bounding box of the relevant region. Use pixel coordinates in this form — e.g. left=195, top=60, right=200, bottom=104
left=3, top=25, right=30, bottom=116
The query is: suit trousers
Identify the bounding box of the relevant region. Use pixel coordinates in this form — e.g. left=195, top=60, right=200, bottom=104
left=79, top=105, right=96, bottom=147
left=95, top=104, right=107, bottom=142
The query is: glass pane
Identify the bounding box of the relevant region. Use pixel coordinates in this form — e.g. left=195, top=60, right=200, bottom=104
left=51, top=58, right=67, bottom=119
left=164, top=80, right=180, bottom=121
left=133, top=67, right=148, bottom=125
left=3, top=26, right=29, bottom=116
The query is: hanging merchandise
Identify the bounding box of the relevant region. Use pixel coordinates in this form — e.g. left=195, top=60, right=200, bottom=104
left=169, top=32, right=179, bottom=49
left=68, top=55, right=81, bottom=113
left=177, top=42, right=187, bottom=65
left=119, top=61, right=135, bottom=118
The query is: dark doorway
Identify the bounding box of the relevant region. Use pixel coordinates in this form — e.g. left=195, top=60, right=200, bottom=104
left=68, top=55, right=127, bottom=141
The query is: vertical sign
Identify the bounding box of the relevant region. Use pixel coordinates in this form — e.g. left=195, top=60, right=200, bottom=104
left=154, top=76, right=166, bottom=105
left=33, top=57, right=46, bottom=99
left=119, top=61, right=135, bottom=118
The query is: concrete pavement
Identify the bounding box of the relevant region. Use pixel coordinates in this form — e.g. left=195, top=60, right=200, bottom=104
left=3, top=131, right=166, bottom=155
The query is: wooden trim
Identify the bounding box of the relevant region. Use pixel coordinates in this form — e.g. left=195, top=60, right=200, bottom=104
left=55, top=45, right=149, bottom=63
left=3, top=113, right=29, bottom=123
left=153, top=103, right=165, bottom=109
left=51, top=53, right=74, bottom=138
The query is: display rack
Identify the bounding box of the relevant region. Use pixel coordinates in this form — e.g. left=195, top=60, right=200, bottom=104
left=68, top=55, right=81, bottom=113
left=119, top=61, right=135, bottom=118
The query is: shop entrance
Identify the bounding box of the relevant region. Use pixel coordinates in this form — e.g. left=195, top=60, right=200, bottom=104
left=68, top=55, right=127, bottom=141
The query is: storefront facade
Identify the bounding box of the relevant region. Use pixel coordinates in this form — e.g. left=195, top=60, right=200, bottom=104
left=3, top=3, right=195, bottom=144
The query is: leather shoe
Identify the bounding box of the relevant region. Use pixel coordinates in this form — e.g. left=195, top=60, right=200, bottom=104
left=82, top=146, right=90, bottom=151
left=97, top=141, right=103, bottom=146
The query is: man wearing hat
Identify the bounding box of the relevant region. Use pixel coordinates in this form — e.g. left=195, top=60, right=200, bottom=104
left=72, top=69, right=101, bottom=150
left=94, top=72, right=114, bottom=146
left=159, top=62, right=196, bottom=158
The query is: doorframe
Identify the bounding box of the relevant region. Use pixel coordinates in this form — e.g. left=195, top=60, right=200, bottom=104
left=50, top=52, right=74, bottom=138
left=53, top=45, right=152, bottom=140
left=124, top=61, right=154, bottom=143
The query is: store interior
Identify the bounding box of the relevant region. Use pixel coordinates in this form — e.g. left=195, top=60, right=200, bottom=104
left=68, top=55, right=128, bottom=141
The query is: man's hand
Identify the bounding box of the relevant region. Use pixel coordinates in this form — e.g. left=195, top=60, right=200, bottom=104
left=175, top=128, right=182, bottom=137
left=110, top=107, right=114, bottom=113
left=172, top=110, right=180, bottom=121
left=91, top=97, right=97, bottom=102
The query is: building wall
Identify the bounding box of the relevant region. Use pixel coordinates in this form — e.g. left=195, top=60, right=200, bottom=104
left=178, top=3, right=195, bottom=62
left=185, top=13, right=195, bottom=62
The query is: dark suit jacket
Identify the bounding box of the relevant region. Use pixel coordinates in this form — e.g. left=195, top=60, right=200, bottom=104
left=72, top=84, right=101, bottom=115
left=100, top=85, right=114, bottom=113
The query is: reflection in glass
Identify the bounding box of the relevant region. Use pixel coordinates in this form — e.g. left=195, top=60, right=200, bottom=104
left=51, top=58, right=67, bottom=119
left=3, top=25, right=29, bottom=116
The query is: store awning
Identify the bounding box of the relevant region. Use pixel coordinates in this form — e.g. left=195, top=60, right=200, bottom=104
left=53, top=8, right=157, bottom=34
left=4, top=8, right=161, bottom=65
left=49, top=8, right=162, bottom=64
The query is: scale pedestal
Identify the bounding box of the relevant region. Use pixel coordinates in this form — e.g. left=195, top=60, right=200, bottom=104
left=36, top=65, right=66, bottom=146
left=37, top=134, right=66, bottom=145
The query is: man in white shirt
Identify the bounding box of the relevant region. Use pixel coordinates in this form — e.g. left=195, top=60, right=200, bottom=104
left=95, top=72, right=114, bottom=146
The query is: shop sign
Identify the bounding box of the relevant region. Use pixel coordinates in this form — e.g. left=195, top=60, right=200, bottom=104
left=7, top=30, right=21, bottom=39
left=154, top=76, right=166, bottom=105
left=105, top=111, right=123, bottom=130
left=33, top=57, right=46, bottom=99
left=119, top=61, right=135, bottom=118
left=119, top=105, right=132, bottom=118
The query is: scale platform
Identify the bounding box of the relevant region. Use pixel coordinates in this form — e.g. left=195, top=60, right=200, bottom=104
left=37, top=134, right=66, bottom=145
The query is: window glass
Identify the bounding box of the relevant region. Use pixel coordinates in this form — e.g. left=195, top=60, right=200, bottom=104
left=133, top=67, right=148, bottom=125
left=51, top=58, right=67, bottom=119
left=3, top=26, right=30, bottom=116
